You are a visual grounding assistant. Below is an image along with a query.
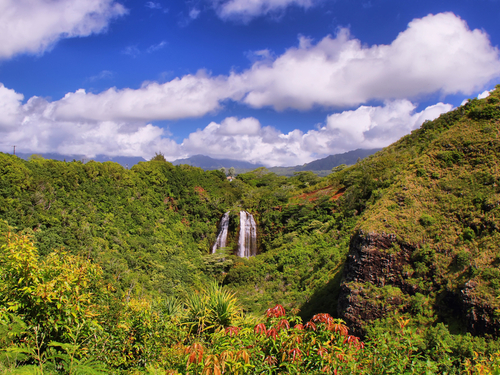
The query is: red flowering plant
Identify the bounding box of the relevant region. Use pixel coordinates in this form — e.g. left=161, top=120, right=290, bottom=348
left=179, top=303, right=367, bottom=374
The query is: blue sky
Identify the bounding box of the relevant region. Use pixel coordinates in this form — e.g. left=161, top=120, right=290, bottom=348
left=0, top=0, right=499, bottom=166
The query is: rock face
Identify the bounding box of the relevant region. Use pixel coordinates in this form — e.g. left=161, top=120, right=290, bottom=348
left=337, top=230, right=415, bottom=336
left=461, top=280, right=500, bottom=336
left=337, top=230, right=500, bottom=337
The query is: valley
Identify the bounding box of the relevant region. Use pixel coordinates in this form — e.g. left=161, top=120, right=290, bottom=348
left=1, top=86, right=500, bottom=373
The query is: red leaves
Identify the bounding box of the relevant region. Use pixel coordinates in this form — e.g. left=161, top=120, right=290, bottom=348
left=254, top=323, right=267, bottom=335
left=343, top=335, right=364, bottom=350
left=312, top=314, right=349, bottom=335
left=288, top=347, right=302, bottom=362
left=317, top=347, right=328, bottom=358
left=266, top=328, right=278, bottom=339
left=304, top=321, right=317, bottom=331
left=264, top=356, right=277, bottom=366
left=266, top=304, right=286, bottom=318
left=225, top=326, right=240, bottom=337
left=277, top=319, right=290, bottom=330
left=294, top=324, right=304, bottom=330
left=185, top=343, right=204, bottom=364
left=330, top=322, right=348, bottom=336
left=312, top=313, right=334, bottom=325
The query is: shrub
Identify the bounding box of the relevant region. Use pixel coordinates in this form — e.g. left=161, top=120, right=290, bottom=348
left=419, top=213, right=436, bottom=227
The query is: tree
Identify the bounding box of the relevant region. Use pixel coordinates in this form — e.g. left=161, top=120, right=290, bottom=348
left=228, top=167, right=236, bottom=177
left=219, top=167, right=227, bottom=175
left=151, top=152, right=167, bottom=162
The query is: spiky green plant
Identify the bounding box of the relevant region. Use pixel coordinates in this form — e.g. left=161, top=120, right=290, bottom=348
left=184, top=282, right=240, bottom=335
left=206, top=282, right=240, bottom=328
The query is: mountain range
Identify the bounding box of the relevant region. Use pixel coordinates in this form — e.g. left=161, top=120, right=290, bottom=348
left=171, top=148, right=381, bottom=176
left=14, top=148, right=381, bottom=176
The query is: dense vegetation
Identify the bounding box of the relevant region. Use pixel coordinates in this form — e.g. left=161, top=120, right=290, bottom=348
left=1, top=85, right=500, bottom=373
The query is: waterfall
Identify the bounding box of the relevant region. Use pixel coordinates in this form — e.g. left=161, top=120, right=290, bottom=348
left=212, top=211, right=230, bottom=253
left=238, top=211, right=257, bottom=258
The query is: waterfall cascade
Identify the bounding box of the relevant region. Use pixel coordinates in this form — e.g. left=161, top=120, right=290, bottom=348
left=237, top=211, right=257, bottom=258
left=212, top=211, right=230, bottom=253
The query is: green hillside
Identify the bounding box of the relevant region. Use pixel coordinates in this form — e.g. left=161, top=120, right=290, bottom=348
left=1, top=85, right=500, bottom=373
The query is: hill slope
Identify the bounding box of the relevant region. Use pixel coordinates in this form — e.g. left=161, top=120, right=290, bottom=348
left=333, top=86, right=500, bottom=336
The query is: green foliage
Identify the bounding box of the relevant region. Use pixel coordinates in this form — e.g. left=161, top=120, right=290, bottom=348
left=419, top=213, right=436, bottom=227
left=2, top=86, right=500, bottom=373
left=150, top=152, right=167, bottom=162
left=0, top=154, right=240, bottom=300
left=1, top=231, right=500, bottom=374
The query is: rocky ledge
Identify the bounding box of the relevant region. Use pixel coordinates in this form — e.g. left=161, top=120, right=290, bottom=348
left=337, top=230, right=500, bottom=337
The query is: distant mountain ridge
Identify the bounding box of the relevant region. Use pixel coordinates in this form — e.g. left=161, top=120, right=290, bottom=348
left=294, top=148, right=382, bottom=171
left=171, top=154, right=264, bottom=170
left=15, top=153, right=146, bottom=167
left=171, top=149, right=381, bottom=176
left=12, top=148, right=381, bottom=175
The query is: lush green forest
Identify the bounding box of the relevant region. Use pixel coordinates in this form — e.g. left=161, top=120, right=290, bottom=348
left=2, top=86, right=500, bottom=373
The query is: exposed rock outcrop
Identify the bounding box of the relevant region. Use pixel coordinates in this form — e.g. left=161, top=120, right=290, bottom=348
left=337, top=230, right=415, bottom=336
left=461, top=280, right=500, bottom=336
left=338, top=230, right=500, bottom=337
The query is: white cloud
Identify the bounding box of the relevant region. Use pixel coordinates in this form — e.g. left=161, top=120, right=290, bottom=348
left=236, top=13, right=500, bottom=110
left=51, top=71, right=242, bottom=122
left=189, top=8, right=201, bottom=20
left=0, top=84, right=24, bottom=129
left=0, top=83, right=453, bottom=165
left=217, top=117, right=261, bottom=135
left=88, top=70, right=114, bottom=82
left=214, top=0, right=316, bottom=22
left=0, top=0, right=127, bottom=60
left=145, top=1, right=162, bottom=9
left=478, top=90, right=492, bottom=99
left=122, top=45, right=141, bottom=57
left=0, top=12, right=496, bottom=164
left=0, top=87, right=181, bottom=160
left=147, top=41, right=168, bottom=53
left=180, top=100, right=453, bottom=166
left=2, top=13, right=494, bottom=126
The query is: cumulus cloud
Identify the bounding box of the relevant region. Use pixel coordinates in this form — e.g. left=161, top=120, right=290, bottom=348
left=0, top=84, right=24, bottom=129
left=214, top=0, right=316, bottom=22
left=0, top=86, right=181, bottom=160
left=0, top=12, right=496, bottom=164
left=236, top=12, right=500, bottom=110
left=478, top=90, right=492, bottom=99
left=3, top=13, right=494, bottom=126
left=52, top=71, right=242, bottom=122
left=0, top=83, right=453, bottom=165
left=181, top=100, right=453, bottom=166
left=0, top=0, right=127, bottom=60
